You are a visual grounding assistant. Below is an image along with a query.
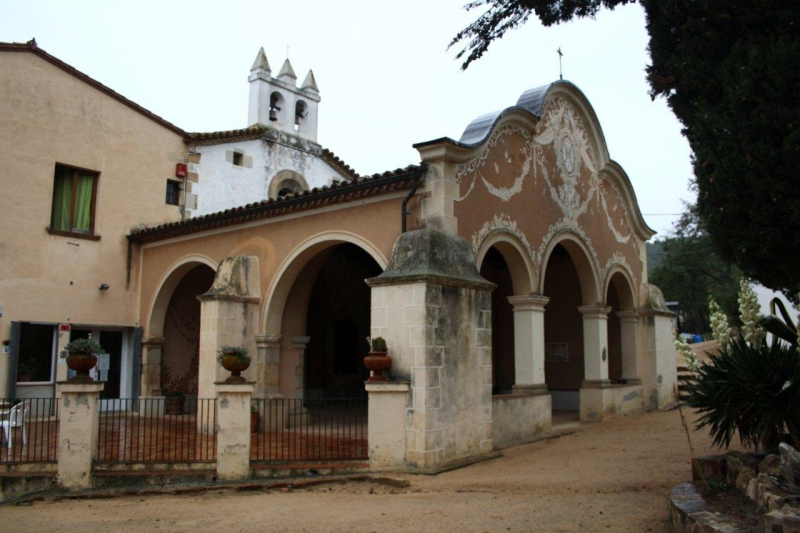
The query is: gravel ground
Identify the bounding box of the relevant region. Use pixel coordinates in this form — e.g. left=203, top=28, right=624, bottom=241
left=0, top=408, right=739, bottom=532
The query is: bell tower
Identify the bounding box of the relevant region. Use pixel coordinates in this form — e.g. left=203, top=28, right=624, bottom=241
left=247, top=47, right=320, bottom=143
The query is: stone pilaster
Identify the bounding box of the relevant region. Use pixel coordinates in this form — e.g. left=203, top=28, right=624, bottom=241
left=215, top=381, right=254, bottom=481
left=56, top=381, right=104, bottom=490
left=507, top=294, right=550, bottom=394
left=578, top=304, right=612, bottom=385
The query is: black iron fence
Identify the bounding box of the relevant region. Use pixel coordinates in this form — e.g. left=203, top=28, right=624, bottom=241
left=250, top=398, right=368, bottom=462
left=97, top=398, right=217, bottom=463
left=0, top=398, right=59, bottom=463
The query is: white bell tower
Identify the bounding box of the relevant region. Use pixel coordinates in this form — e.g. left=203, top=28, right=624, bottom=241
left=247, top=47, right=320, bottom=143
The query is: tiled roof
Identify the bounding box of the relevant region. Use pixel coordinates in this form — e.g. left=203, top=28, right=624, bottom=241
left=128, top=164, right=426, bottom=244
left=320, top=148, right=360, bottom=180
left=184, top=125, right=269, bottom=144
left=0, top=40, right=186, bottom=137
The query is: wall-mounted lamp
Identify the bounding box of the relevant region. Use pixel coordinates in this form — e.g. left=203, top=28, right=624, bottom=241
left=99, top=284, right=110, bottom=291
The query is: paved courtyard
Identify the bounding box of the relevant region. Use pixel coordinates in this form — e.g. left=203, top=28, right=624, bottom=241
left=0, top=407, right=737, bottom=532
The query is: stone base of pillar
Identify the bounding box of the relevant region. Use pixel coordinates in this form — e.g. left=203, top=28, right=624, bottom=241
left=215, top=381, right=254, bottom=481
left=366, top=382, right=409, bottom=470
left=511, top=384, right=549, bottom=396
left=580, top=383, right=645, bottom=422
left=57, top=381, right=104, bottom=490
left=492, top=392, right=551, bottom=446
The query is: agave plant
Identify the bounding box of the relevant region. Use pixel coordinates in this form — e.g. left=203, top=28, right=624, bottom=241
left=684, top=337, right=800, bottom=452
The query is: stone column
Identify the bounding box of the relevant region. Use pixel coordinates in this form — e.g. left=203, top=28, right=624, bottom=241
left=616, top=311, right=641, bottom=384
left=366, top=229, right=495, bottom=471
left=254, top=333, right=281, bottom=396
left=140, top=337, right=164, bottom=397
left=366, top=382, right=409, bottom=470
left=507, top=295, right=549, bottom=395
left=197, top=256, right=261, bottom=401
left=56, top=381, right=104, bottom=490
left=215, top=381, right=254, bottom=481
left=578, top=304, right=612, bottom=422
left=578, top=305, right=612, bottom=386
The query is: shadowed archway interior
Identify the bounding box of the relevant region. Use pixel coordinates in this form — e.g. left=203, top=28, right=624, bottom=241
left=479, top=246, right=515, bottom=394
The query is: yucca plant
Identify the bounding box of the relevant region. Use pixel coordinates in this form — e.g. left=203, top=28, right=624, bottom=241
left=684, top=337, right=800, bottom=452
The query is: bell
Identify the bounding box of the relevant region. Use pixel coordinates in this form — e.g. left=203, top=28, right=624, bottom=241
left=269, top=108, right=278, bottom=122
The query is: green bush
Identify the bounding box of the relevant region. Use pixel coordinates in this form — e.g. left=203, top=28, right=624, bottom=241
left=370, top=337, right=387, bottom=352
left=64, top=338, right=104, bottom=356
left=685, top=337, right=800, bottom=451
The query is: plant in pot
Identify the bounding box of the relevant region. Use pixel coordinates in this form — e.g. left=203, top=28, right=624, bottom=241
left=363, top=336, right=392, bottom=382
left=16, top=362, right=33, bottom=382
left=64, top=337, right=104, bottom=382
left=217, top=345, right=251, bottom=383
left=163, top=386, right=185, bottom=415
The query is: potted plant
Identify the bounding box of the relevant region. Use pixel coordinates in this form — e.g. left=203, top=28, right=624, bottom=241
left=16, top=362, right=33, bottom=382
left=363, top=337, right=392, bottom=382
left=217, top=345, right=251, bottom=383
left=163, top=386, right=184, bottom=415
left=250, top=403, right=259, bottom=434
left=64, top=337, right=103, bottom=382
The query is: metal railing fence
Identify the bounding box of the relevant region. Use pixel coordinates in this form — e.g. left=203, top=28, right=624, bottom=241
left=96, top=398, right=217, bottom=463
left=250, top=397, right=368, bottom=462
left=0, top=398, right=59, bottom=463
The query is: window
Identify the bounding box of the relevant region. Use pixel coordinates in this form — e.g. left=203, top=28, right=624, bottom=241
left=17, top=323, right=56, bottom=383
left=166, top=180, right=181, bottom=205
left=49, top=164, right=98, bottom=236
left=232, top=152, right=243, bottom=166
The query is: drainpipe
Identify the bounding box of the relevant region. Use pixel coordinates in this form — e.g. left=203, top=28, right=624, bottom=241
left=401, top=174, right=420, bottom=233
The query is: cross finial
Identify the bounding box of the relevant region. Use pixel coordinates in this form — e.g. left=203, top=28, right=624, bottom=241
left=557, top=47, right=564, bottom=80
left=286, top=45, right=290, bottom=59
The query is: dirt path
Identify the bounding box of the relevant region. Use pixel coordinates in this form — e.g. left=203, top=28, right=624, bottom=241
left=0, top=408, right=737, bottom=532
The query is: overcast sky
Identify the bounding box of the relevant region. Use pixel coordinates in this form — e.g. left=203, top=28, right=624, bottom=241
left=3, top=0, right=695, bottom=237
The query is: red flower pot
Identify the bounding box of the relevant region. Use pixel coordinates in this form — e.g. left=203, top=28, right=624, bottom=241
left=364, top=351, right=392, bottom=382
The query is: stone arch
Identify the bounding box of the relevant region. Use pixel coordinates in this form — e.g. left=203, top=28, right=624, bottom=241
left=476, top=231, right=535, bottom=295
left=605, top=268, right=639, bottom=384
left=539, top=232, right=601, bottom=305
left=268, top=169, right=310, bottom=199
left=146, top=255, right=218, bottom=338
left=295, top=99, right=307, bottom=126
left=270, top=91, right=286, bottom=124
left=262, top=232, right=388, bottom=336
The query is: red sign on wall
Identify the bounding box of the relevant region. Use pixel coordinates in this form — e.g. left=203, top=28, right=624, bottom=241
left=175, top=163, right=187, bottom=178
left=59, top=323, right=71, bottom=332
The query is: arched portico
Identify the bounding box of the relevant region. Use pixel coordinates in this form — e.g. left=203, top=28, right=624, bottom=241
left=260, top=232, right=387, bottom=399
left=141, top=256, right=217, bottom=398
left=605, top=269, right=640, bottom=385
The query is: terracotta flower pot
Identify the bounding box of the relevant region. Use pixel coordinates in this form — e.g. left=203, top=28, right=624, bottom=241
left=66, top=353, right=98, bottom=382
left=220, top=353, right=250, bottom=383
left=364, top=351, right=392, bottom=382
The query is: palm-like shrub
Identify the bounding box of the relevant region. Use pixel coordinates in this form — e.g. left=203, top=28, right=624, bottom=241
left=684, top=337, right=800, bottom=451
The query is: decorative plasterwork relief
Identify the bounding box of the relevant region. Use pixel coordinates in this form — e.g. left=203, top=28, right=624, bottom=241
left=471, top=212, right=534, bottom=260
left=456, top=125, right=535, bottom=202
left=532, top=217, right=601, bottom=284
left=601, top=251, right=635, bottom=289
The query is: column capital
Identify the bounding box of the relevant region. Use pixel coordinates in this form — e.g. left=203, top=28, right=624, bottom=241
left=578, top=304, right=612, bottom=319
left=616, top=310, right=640, bottom=323
left=508, top=294, right=550, bottom=311
left=255, top=333, right=282, bottom=349
left=290, top=335, right=310, bottom=350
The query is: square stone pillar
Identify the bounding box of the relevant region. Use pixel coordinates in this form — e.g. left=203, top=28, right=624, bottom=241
left=197, top=256, right=261, bottom=401
left=366, top=382, right=409, bottom=470
left=616, top=311, right=641, bottom=384
left=139, top=337, right=164, bottom=397
left=367, top=229, right=495, bottom=471
left=215, top=381, right=254, bottom=481
left=507, top=295, right=549, bottom=394
left=56, top=381, right=104, bottom=490
left=639, top=283, right=678, bottom=410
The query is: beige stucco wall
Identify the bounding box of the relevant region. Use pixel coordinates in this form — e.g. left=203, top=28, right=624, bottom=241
left=0, top=51, right=186, bottom=392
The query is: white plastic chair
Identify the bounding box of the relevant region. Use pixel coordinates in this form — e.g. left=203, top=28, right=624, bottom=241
left=1, top=401, right=28, bottom=451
